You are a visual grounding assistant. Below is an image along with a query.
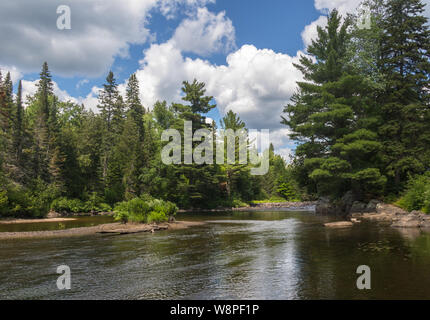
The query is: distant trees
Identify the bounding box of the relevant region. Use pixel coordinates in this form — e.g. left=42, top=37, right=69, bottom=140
left=0, top=63, right=291, bottom=218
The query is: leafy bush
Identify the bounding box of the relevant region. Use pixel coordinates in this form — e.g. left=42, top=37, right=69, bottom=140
left=231, top=199, right=249, bottom=208
left=1, top=180, right=60, bottom=218
left=51, top=195, right=112, bottom=214
left=395, top=174, right=430, bottom=213
left=113, top=196, right=178, bottom=223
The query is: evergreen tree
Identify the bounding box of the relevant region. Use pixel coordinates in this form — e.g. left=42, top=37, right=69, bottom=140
left=378, top=0, right=430, bottom=190
left=283, top=10, right=386, bottom=199
left=126, top=73, right=145, bottom=140
left=13, top=80, right=23, bottom=161
left=98, top=71, right=125, bottom=181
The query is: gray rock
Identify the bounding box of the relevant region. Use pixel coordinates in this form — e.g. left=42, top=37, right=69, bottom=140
left=411, top=210, right=424, bottom=216
left=376, top=203, right=407, bottom=216
left=315, top=198, right=334, bottom=215
left=350, top=201, right=368, bottom=214
left=365, top=199, right=381, bottom=213
left=392, top=214, right=421, bottom=228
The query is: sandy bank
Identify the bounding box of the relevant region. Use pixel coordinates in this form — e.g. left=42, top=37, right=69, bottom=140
left=0, top=218, right=78, bottom=224
left=0, top=221, right=205, bottom=240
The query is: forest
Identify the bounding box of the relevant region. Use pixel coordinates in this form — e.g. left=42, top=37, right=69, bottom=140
left=0, top=65, right=292, bottom=218
left=1, top=0, right=430, bottom=218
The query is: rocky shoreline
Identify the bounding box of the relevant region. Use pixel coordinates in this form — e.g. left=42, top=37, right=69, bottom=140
left=318, top=196, right=430, bottom=229
left=179, top=201, right=317, bottom=213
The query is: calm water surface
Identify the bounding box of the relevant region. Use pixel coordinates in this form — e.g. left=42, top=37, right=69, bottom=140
left=1, top=210, right=430, bottom=300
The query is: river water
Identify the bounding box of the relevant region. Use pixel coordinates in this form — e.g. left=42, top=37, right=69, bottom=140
left=1, top=210, right=430, bottom=300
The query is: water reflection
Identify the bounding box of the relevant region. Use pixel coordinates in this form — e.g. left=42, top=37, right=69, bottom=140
left=1, top=211, right=430, bottom=299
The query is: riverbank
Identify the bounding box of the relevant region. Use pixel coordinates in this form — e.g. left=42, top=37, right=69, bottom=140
left=0, top=221, right=205, bottom=240
left=179, top=201, right=317, bottom=213
left=0, top=217, right=78, bottom=224
left=351, top=203, right=430, bottom=228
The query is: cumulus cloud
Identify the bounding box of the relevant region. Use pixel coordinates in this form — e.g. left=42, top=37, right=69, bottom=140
left=158, top=0, right=216, bottom=19
left=304, top=0, right=430, bottom=47
left=133, top=43, right=303, bottom=131
left=170, top=7, right=236, bottom=56
left=314, top=0, right=362, bottom=15
left=21, top=78, right=100, bottom=113
left=122, top=41, right=304, bottom=155
left=0, top=0, right=221, bottom=78
left=0, top=65, right=23, bottom=85
left=301, top=16, right=328, bottom=48
left=21, top=79, right=77, bottom=104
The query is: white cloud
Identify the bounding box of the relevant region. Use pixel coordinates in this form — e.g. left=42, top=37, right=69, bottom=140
left=76, top=79, right=89, bottom=89
left=304, top=0, right=430, bottom=48
left=0, top=0, right=221, bottom=78
left=21, top=79, right=100, bottom=113
left=0, top=65, right=23, bottom=85
left=170, top=7, right=236, bottom=56
left=158, top=0, right=216, bottom=19
left=314, top=0, right=362, bottom=15
left=301, top=16, right=328, bottom=48
left=128, top=41, right=304, bottom=156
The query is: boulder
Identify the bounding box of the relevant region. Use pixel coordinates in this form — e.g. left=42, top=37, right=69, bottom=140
left=376, top=203, right=407, bottom=216
left=349, top=201, right=368, bottom=214
left=47, top=211, right=61, bottom=218
left=392, top=214, right=421, bottom=228
left=365, top=199, right=381, bottom=213
left=324, top=221, right=354, bottom=228
left=316, top=198, right=334, bottom=215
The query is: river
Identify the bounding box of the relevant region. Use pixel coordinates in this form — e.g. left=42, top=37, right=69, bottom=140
left=1, top=210, right=430, bottom=299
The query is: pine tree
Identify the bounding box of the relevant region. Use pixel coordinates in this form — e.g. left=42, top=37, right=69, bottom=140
left=33, top=62, right=54, bottom=182
left=378, top=0, right=430, bottom=191
left=283, top=10, right=386, bottom=199
left=98, top=71, right=125, bottom=181
left=126, top=73, right=145, bottom=140
left=13, top=80, right=23, bottom=161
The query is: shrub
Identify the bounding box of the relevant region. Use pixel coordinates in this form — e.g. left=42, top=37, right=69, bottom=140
left=113, top=196, right=178, bottom=223
left=396, top=174, right=430, bottom=213
left=2, top=181, right=60, bottom=218
left=51, top=195, right=112, bottom=214
left=232, top=199, right=249, bottom=208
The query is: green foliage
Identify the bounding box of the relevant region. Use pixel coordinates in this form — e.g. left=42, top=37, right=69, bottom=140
left=0, top=62, right=303, bottom=217
left=113, top=196, right=178, bottom=224
left=0, top=190, right=8, bottom=214
left=395, top=174, right=430, bottom=213
left=50, top=195, right=112, bottom=214
left=277, top=182, right=300, bottom=201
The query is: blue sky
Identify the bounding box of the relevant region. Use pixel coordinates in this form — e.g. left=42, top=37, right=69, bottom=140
left=52, top=1, right=321, bottom=96
left=0, top=0, right=380, bottom=158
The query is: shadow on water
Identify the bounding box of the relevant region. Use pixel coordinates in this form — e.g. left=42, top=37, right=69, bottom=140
left=1, top=210, right=430, bottom=299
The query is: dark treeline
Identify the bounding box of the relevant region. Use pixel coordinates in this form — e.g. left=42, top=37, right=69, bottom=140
left=284, top=0, right=430, bottom=210
left=0, top=66, right=294, bottom=217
